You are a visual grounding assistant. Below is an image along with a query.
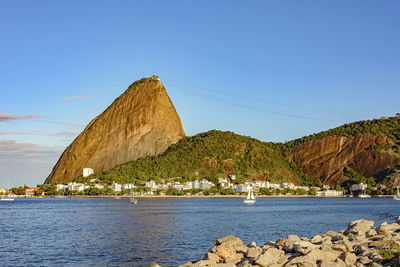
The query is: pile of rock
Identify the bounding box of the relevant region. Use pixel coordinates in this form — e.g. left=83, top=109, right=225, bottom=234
left=172, top=217, right=400, bottom=267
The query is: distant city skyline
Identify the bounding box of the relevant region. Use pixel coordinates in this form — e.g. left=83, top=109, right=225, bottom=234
left=1, top=0, right=399, bottom=187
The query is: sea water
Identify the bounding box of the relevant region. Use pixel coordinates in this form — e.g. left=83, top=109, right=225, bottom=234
left=1, top=197, right=399, bottom=266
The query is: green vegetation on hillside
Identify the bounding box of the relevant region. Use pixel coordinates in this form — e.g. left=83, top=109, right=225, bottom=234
left=78, top=130, right=317, bottom=186
left=341, top=166, right=376, bottom=188
left=74, top=117, right=400, bottom=187
left=284, top=117, right=400, bottom=153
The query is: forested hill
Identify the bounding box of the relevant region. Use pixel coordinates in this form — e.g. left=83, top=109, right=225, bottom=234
left=77, top=117, right=400, bottom=187
left=77, top=130, right=313, bottom=186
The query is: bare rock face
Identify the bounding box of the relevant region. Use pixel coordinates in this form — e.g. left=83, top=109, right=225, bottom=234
left=45, top=76, right=185, bottom=184
left=289, top=134, right=400, bottom=185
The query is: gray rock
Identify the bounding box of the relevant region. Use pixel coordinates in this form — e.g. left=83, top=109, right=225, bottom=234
left=255, top=247, right=285, bottom=267
left=339, top=252, right=358, bottom=265
left=335, top=238, right=354, bottom=252
left=368, top=239, right=395, bottom=248
left=246, top=247, right=260, bottom=259
left=215, top=235, right=244, bottom=250
left=330, top=244, right=347, bottom=253
left=306, top=249, right=339, bottom=263
left=204, top=252, right=222, bottom=263
left=358, top=256, right=372, bottom=265
left=366, top=229, right=378, bottom=237
left=318, top=258, right=346, bottom=267
left=288, top=255, right=316, bottom=266
left=294, top=241, right=319, bottom=255
left=345, top=219, right=374, bottom=236
left=248, top=241, right=257, bottom=247
left=310, top=235, right=323, bottom=244
left=288, top=235, right=301, bottom=242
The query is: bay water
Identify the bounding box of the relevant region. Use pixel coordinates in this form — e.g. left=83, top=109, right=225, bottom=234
left=1, top=197, right=399, bottom=266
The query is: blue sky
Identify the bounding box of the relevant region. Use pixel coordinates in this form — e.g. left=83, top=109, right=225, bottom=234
left=1, top=0, right=399, bottom=187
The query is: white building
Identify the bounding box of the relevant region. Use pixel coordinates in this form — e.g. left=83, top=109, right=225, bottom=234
left=68, top=182, right=85, bottom=192
left=55, top=184, right=67, bottom=191
left=280, top=183, right=295, bottom=189
left=350, top=183, right=367, bottom=192
left=200, top=180, right=215, bottom=190
left=192, top=180, right=200, bottom=189
left=83, top=168, right=94, bottom=177
left=317, top=190, right=344, bottom=197
left=93, top=184, right=104, bottom=190
left=236, top=184, right=249, bottom=192
left=112, top=183, right=122, bottom=192
left=122, top=184, right=135, bottom=190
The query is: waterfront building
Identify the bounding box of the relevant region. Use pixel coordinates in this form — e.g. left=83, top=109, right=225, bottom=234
left=112, top=183, right=122, bottom=192
left=280, top=183, right=295, bottom=189
left=269, top=183, right=281, bottom=189
left=317, top=190, right=344, bottom=197
left=55, top=184, right=67, bottom=191
left=0, top=188, right=6, bottom=194
left=350, top=183, right=367, bottom=192
left=93, top=184, right=104, bottom=189
left=192, top=180, right=200, bottom=189
left=122, top=184, right=135, bottom=190
left=68, top=182, right=85, bottom=192
left=236, top=184, right=249, bottom=192
left=200, top=180, right=215, bottom=190
left=25, top=187, right=40, bottom=197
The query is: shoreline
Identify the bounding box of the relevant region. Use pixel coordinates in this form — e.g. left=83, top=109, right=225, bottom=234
left=16, top=194, right=395, bottom=199
left=166, top=216, right=400, bottom=267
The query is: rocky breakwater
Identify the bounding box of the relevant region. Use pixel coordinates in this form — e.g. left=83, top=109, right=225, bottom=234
left=173, top=217, right=400, bottom=267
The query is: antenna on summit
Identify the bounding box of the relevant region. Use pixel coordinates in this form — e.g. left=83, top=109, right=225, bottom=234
left=151, top=75, right=160, bottom=81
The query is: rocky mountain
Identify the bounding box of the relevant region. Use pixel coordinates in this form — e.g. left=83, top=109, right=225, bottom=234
left=45, top=76, right=185, bottom=184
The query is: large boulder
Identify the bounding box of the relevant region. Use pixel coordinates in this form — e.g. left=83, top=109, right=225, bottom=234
left=255, top=247, right=285, bottom=267
left=345, top=219, right=374, bottom=236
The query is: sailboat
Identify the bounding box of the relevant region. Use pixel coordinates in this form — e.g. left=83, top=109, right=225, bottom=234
left=130, top=189, right=138, bottom=205
left=393, top=188, right=400, bottom=201
left=0, top=182, right=15, bottom=201
left=244, top=185, right=256, bottom=204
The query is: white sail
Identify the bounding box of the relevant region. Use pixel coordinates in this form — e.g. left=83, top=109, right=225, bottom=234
left=397, top=188, right=400, bottom=198
left=244, top=185, right=256, bottom=204
left=247, top=188, right=252, bottom=199
left=130, top=190, right=137, bottom=204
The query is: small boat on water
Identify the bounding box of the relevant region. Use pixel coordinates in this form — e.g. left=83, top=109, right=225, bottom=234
left=130, top=190, right=138, bottom=205
left=358, top=189, right=371, bottom=198
left=1, top=182, right=15, bottom=201
left=393, top=188, right=400, bottom=201
left=244, top=186, right=256, bottom=205
left=0, top=195, right=15, bottom=201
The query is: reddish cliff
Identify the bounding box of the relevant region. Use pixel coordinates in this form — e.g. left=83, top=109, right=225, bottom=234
left=289, top=134, right=400, bottom=185
left=45, top=76, right=185, bottom=184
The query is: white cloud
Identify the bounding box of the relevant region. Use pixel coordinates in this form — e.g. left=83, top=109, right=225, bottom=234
left=0, top=131, right=79, bottom=137
left=0, top=140, right=64, bottom=163
left=0, top=140, right=65, bottom=187
left=0, top=112, right=44, bottom=122
left=60, top=95, right=90, bottom=102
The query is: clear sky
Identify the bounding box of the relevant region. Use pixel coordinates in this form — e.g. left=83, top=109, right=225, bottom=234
left=1, top=0, right=399, bottom=187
